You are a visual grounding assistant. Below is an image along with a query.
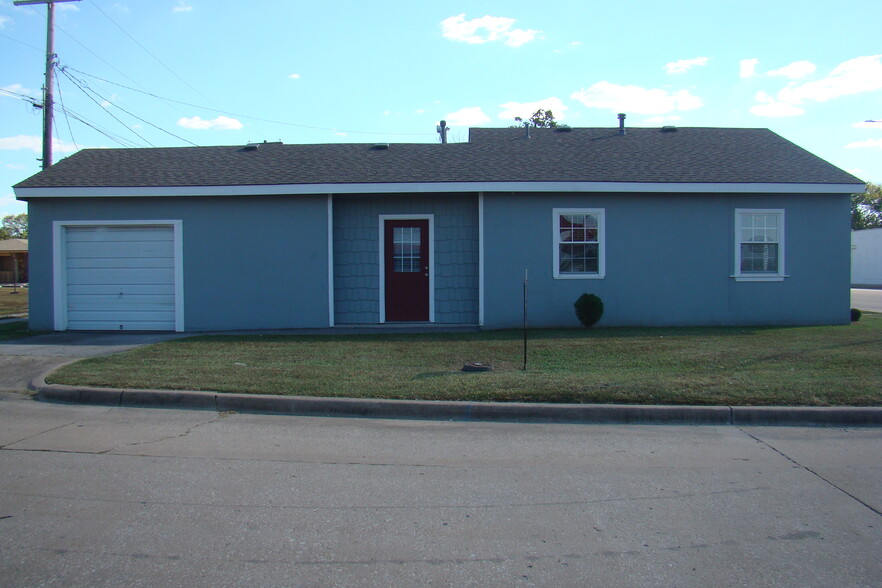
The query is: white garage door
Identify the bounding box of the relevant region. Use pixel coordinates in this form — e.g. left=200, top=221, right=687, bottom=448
left=64, top=225, right=178, bottom=331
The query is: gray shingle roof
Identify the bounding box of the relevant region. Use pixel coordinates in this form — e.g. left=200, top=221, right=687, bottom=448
left=14, top=127, right=862, bottom=190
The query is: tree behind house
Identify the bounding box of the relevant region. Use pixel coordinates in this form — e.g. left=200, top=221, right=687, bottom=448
left=513, top=109, right=558, bottom=128
left=852, top=183, right=882, bottom=230
left=0, top=214, right=28, bottom=240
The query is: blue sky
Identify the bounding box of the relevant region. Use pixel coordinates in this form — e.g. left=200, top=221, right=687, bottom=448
left=1, top=0, right=880, bottom=217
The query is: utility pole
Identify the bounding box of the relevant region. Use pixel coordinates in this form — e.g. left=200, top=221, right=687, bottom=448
left=14, top=0, right=81, bottom=170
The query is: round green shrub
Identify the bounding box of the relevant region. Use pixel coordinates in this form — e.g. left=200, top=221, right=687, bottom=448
left=574, top=293, right=604, bottom=328
left=851, top=308, right=862, bottom=322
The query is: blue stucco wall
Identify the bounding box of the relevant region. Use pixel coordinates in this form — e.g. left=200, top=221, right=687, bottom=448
left=482, top=192, right=851, bottom=328
left=26, top=196, right=331, bottom=331
left=333, top=194, right=479, bottom=324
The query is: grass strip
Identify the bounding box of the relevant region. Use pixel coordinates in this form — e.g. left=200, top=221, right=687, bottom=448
left=49, top=315, right=882, bottom=406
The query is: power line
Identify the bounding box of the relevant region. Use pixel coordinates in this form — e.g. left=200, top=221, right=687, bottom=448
left=89, top=0, right=222, bottom=109
left=0, top=31, right=43, bottom=52
left=60, top=66, right=198, bottom=146
left=59, top=66, right=154, bottom=146
left=65, top=67, right=434, bottom=137
left=54, top=68, right=80, bottom=151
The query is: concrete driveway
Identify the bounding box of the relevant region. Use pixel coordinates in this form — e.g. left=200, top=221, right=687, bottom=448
left=852, top=288, right=882, bottom=313
left=0, top=331, right=187, bottom=392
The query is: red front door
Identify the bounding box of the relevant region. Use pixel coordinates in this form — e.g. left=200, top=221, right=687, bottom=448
left=384, top=219, right=429, bottom=322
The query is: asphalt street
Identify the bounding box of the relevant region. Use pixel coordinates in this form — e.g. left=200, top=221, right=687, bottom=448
left=1, top=393, right=880, bottom=587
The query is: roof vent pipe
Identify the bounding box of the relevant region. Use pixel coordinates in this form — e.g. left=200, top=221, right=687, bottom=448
left=524, top=122, right=531, bottom=140
left=618, top=113, right=626, bottom=135
left=437, top=120, right=449, bottom=144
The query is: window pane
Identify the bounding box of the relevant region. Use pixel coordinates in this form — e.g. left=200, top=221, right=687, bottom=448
left=393, top=227, right=421, bottom=272
left=740, top=243, right=778, bottom=273
left=560, top=243, right=598, bottom=274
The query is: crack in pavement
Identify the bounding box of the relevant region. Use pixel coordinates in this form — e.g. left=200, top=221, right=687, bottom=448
left=0, top=420, right=82, bottom=450
left=97, top=411, right=234, bottom=454
left=738, top=427, right=882, bottom=518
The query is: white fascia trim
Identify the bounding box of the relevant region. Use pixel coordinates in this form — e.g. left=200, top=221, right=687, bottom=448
left=52, top=219, right=185, bottom=332
left=15, top=181, right=866, bottom=199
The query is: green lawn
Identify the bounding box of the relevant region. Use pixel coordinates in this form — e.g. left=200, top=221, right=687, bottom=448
left=0, top=286, right=27, bottom=318
left=48, top=314, right=882, bottom=406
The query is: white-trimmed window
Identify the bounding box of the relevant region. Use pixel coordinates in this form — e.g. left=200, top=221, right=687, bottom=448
left=553, top=208, right=605, bottom=279
left=734, top=209, right=785, bottom=281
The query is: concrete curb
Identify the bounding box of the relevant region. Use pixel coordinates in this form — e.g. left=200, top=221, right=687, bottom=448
left=30, top=373, right=882, bottom=426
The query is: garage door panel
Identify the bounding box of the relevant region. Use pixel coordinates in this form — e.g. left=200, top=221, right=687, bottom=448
left=68, top=294, right=176, bottom=311
left=67, top=283, right=177, bottom=296
left=67, top=319, right=176, bottom=331
left=67, top=241, right=174, bottom=259
left=63, top=224, right=178, bottom=332
left=66, top=257, right=174, bottom=270
left=66, top=227, right=172, bottom=242
left=66, top=267, right=175, bottom=286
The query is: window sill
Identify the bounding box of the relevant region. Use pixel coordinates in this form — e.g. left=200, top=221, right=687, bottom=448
left=731, top=275, right=788, bottom=282
left=554, top=274, right=605, bottom=280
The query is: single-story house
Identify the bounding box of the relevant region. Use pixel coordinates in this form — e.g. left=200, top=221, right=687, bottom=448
left=13, top=124, right=864, bottom=332
left=0, top=238, right=28, bottom=284
left=852, top=228, right=882, bottom=287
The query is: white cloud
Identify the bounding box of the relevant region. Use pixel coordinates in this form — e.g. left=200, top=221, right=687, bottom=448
left=853, top=121, right=882, bottom=129
left=766, top=60, right=816, bottom=80
left=288, top=73, right=301, bottom=79
left=177, top=116, right=243, bottom=130
left=444, top=107, right=490, bottom=126
left=778, top=55, right=882, bottom=104
left=0, top=15, right=11, bottom=29
left=740, top=58, right=759, bottom=78
left=1, top=83, right=34, bottom=97
left=570, top=82, right=703, bottom=115
left=498, top=97, right=567, bottom=121
left=665, top=57, right=709, bottom=74
left=845, top=139, right=882, bottom=149
left=440, top=13, right=541, bottom=47
left=0, top=135, right=81, bottom=153
left=56, top=3, right=79, bottom=11
left=749, top=91, right=805, bottom=117
left=172, top=1, right=193, bottom=13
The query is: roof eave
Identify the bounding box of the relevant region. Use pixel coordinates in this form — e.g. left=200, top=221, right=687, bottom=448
left=14, top=181, right=865, bottom=199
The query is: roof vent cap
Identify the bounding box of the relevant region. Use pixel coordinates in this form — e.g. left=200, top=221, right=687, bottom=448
left=553, top=125, right=572, bottom=132
left=243, top=142, right=261, bottom=151
left=661, top=126, right=678, bottom=133
left=370, top=143, right=390, bottom=150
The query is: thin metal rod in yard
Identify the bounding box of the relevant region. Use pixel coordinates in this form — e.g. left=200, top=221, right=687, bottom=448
left=523, top=269, right=528, bottom=371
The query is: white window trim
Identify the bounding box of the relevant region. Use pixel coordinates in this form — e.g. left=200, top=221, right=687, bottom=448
left=378, top=214, right=435, bottom=323
left=733, top=208, right=786, bottom=282
left=553, top=208, right=606, bottom=279
left=52, top=220, right=185, bottom=331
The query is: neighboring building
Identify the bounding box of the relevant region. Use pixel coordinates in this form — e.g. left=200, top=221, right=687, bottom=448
left=0, top=239, right=28, bottom=284
left=852, top=228, right=882, bottom=287
left=13, top=125, right=864, bottom=332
